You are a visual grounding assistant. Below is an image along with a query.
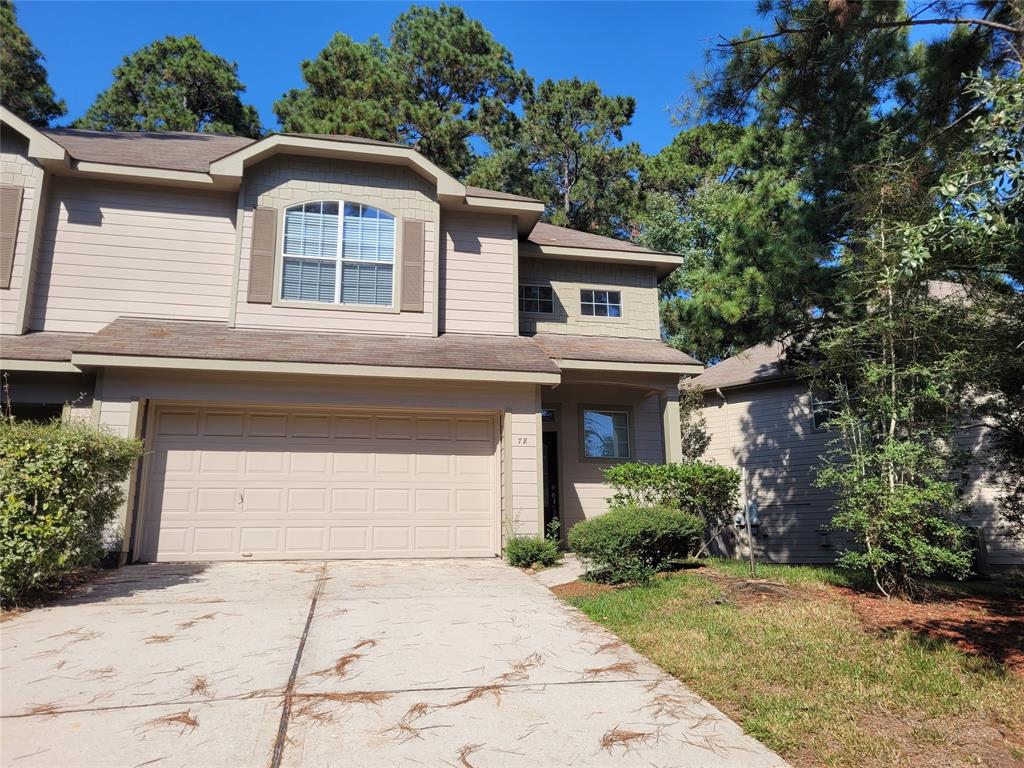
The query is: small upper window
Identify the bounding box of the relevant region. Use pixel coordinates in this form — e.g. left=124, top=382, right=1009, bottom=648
left=520, top=285, right=554, bottom=314
left=281, top=201, right=395, bottom=307
left=581, top=290, right=622, bottom=318
left=811, top=394, right=839, bottom=430
left=581, top=409, right=630, bottom=459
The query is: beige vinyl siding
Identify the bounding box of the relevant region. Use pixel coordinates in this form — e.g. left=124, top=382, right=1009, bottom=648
left=544, top=381, right=667, bottom=534
left=701, top=382, right=841, bottom=563
left=439, top=212, right=517, bottom=335
left=518, top=257, right=660, bottom=339
left=701, top=382, right=1024, bottom=567
left=957, top=423, right=1024, bottom=568
left=93, top=369, right=543, bottom=550
left=232, top=156, right=438, bottom=335
left=31, top=178, right=236, bottom=332
left=1, top=132, right=42, bottom=335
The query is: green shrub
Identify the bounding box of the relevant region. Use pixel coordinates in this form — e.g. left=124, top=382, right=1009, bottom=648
left=568, top=505, right=704, bottom=584
left=603, top=462, right=739, bottom=554
left=1, top=418, right=142, bottom=605
left=503, top=535, right=563, bottom=568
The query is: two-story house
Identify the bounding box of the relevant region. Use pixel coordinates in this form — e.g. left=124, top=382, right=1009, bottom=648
left=0, top=107, right=702, bottom=564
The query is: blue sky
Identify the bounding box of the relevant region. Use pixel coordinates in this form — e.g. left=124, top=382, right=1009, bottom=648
left=17, top=1, right=768, bottom=154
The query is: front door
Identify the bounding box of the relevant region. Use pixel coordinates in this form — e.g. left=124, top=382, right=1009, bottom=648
left=542, top=430, right=560, bottom=537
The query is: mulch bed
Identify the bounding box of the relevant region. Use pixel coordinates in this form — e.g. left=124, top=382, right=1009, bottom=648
left=549, top=580, right=615, bottom=600
left=552, top=567, right=1024, bottom=678
left=834, top=586, right=1024, bottom=677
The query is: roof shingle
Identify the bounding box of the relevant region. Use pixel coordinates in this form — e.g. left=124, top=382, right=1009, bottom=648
left=530, top=333, right=701, bottom=367
left=687, top=342, right=792, bottom=391
left=73, top=319, right=561, bottom=374
left=43, top=128, right=254, bottom=172
left=524, top=221, right=674, bottom=257
left=1, top=332, right=89, bottom=362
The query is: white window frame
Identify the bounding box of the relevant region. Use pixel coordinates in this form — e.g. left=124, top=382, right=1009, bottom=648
left=277, top=200, right=397, bottom=310
left=519, top=283, right=555, bottom=315
left=579, top=406, right=633, bottom=462
left=580, top=288, right=623, bottom=319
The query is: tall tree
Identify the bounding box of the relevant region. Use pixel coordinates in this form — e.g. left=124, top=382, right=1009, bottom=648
left=274, top=4, right=530, bottom=177
left=75, top=35, right=261, bottom=137
left=274, top=34, right=401, bottom=142
left=0, top=0, right=65, bottom=126
left=807, top=155, right=979, bottom=597
left=659, top=0, right=1019, bottom=359
left=470, top=78, right=642, bottom=236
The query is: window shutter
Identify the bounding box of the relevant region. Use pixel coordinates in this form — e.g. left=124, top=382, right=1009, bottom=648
left=0, top=185, right=25, bottom=290
left=247, top=206, right=277, bottom=304
left=401, top=219, right=425, bottom=312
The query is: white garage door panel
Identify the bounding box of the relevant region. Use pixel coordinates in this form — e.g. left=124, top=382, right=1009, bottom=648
left=140, top=406, right=499, bottom=561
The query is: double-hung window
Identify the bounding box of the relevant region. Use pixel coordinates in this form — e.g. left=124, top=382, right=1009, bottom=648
left=519, top=284, right=554, bottom=314
left=580, top=289, right=622, bottom=317
left=581, top=408, right=631, bottom=460
left=281, top=201, right=396, bottom=307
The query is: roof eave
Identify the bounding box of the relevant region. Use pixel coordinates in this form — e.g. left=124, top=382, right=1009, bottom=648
left=69, top=352, right=561, bottom=385
left=519, top=241, right=683, bottom=279
left=554, top=359, right=703, bottom=375
left=0, top=106, right=69, bottom=163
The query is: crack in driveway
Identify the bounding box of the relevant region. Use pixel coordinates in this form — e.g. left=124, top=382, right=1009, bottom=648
left=269, top=562, right=327, bottom=768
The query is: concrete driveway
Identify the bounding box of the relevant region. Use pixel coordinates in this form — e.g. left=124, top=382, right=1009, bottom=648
left=1, top=560, right=787, bottom=767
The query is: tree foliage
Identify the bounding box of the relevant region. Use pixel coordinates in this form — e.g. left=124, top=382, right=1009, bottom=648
left=649, top=0, right=1019, bottom=360
left=0, top=0, right=66, bottom=126
left=75, top=35, right=261, bottom=137
left=470, top=77, right=642, bottom=236
left=275, top=3, right=530, bottom=178
left=805, top=156, right=981, bottom=597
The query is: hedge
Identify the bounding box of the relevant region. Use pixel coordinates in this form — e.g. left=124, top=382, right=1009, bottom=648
left=603, top=461, right=740, bottom=554
left=1, top=418, right=142, bottom=605
left=568, top=505, right=704, bottom=584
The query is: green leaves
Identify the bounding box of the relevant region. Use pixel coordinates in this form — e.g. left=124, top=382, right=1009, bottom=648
left=74, top=35, right=261, bottom=137
left=274, top=4, right=529, bottom=178
left=0, top=0, right=65, bottom=126
left=1, top=419, right=142, bottom=605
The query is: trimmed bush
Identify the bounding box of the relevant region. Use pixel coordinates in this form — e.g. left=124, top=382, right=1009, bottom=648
left=1, top=418, right=142, bottom=605
left=568, top=505, right=704, bottom=584
left=503, top=535, right=562, bottom=568
left=603, top=462, right=739, bottom=554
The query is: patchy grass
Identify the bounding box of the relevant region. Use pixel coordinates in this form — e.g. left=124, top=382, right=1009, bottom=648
left=564, top=562, right=1024, bottom=768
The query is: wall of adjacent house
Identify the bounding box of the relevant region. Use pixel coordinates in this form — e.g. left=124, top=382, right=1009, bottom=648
left=701, top=381, right=841, bottom=564
left=30, top=177, right=237, bottom=332
left=543, top=380, right=666, bottom=535
left=701, top=381, right=1023, bottom=567
left=439, top=211, right=517, bottom=335
left=233, top=156, right=439, bottom=336
left=518, top=257, right=660, bottom=339
left=1, top=132, right=43, bottom=335
left=93, top=369, right=544, bottom=547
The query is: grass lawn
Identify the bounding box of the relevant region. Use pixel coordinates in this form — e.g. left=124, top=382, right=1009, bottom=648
left=562, top=560, right=1024, bottom=768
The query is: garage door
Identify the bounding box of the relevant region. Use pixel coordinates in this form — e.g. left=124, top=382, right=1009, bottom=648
left=138, top=405, right=499, bottom=561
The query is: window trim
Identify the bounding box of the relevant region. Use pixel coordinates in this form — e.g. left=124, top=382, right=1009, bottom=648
left=578, top=404, right=634, bottom=463
left=271, top=197, right=403, bottom=314
left=518, top=283, right=555, bottom=316
left=579, top=287, right=624, bottom=320
left=811, top=392, right=839, bottom=431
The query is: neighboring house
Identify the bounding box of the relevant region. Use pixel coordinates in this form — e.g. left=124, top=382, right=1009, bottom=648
left=691, top=342, right=1024, bottom=569
left=0, top=107, right=702, bottom=564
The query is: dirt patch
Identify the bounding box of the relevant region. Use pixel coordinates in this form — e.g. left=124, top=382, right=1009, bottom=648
left=836, top=587, right=1024, bottom=677
left=853, top=713, right=1024, bottom=768
left=549, top=580, right=615, bottom=599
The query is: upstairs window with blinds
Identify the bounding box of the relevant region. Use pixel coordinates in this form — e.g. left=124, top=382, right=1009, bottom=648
left=281, top=201, right=396, bottom=307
